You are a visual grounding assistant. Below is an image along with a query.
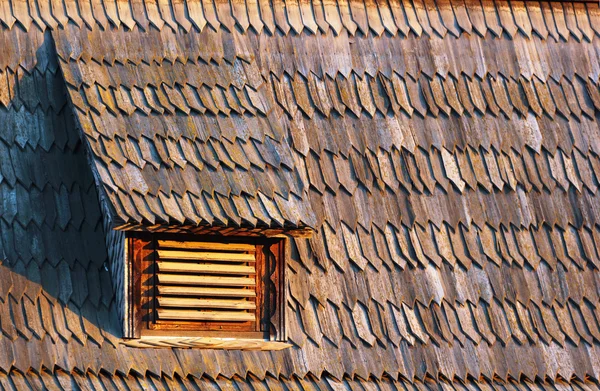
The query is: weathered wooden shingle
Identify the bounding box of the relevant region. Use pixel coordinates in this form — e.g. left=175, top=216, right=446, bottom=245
left=0, top=0, right=598, bottom=388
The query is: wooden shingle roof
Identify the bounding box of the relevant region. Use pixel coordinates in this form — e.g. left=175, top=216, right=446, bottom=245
left=55, top=25, right=600, bottom=228
left=0, top=0, right=600, bottom=389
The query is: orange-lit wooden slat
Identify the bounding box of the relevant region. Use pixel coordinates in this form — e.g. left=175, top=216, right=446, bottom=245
left=158, top=240, right=256, bottom=252
left=157, top=261, right=255, bottom=275
left=157, top=274, right=256, bottom=286
left=157, top=297, right=257, bottom=309
left=157, top=309, right=256, bottom=322
left=152, top=239, right=260, bottom=328
left=157, top=286, right=257, bottom=297
left=157, top=250, right=256, bottom=262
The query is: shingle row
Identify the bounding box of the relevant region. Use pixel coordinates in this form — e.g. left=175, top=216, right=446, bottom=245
left=0, top=104, right=101, bottom=235
left=0, top=108, right=80, bottom=152
left=0, top=183, right=100, bottom=231
left=303, top=220, right=600, bottom=273
left=70, top=100, right=600, bottom=177
left=0, top=371, right=594, bottom=391
left=305, top=146, right=600, bottom=196
left=289, top=296, right=600, bottom=349
left=312, top=183, right=600, bottom=229
left=286, top=109, right=600, bottom=158
left=0, top=266, right=116, bottom=347
left=55, top=28, right=600, bottom=83
left=72, top=126, right=600, bottom=197
left=295, top=240, right=599, bottom=309
left=5, top=0, right=600, bottom=41
left=71, top=102, right=600, bottom=176
left=0, top=69, right=66, bottom=113
left=271, top=72, right=600, bottom=121
left=80, top=125, right=600, bottom=229
left=63, top=88, right=600, bottom=163
left=69, top=71, right=600, bottom=122
left=2, top=305, right=600, bottom=381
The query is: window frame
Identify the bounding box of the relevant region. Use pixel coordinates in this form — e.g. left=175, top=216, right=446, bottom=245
left=125, top=231, right=287, bottom=342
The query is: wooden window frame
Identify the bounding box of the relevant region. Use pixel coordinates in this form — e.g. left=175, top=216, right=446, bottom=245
left=126, top=232, right=286, bottom=343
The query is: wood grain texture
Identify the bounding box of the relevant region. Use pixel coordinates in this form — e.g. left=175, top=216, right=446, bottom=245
left=157, top=250, right=256, bottom=262
left=158, top=240, right=257, bottom=252
left=157, top=309, right=257, bottom=321
left=122, top=336, right=291, bottom=349
left=0, top=0, right=598, bottom=39
left=158, top=286, right=257, bottom=296
left=129, top=234, right=286, bottom=337
left=156, top=274, right=256, bottom=286
left=157, top=297, right=257, bottom=309
left=0, top=0, right=599, bottom=387
left=157, top=261, right=256, bottom=274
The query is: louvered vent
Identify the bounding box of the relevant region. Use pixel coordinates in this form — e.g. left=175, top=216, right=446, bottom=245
left=151, top=240, right=259, bottom=330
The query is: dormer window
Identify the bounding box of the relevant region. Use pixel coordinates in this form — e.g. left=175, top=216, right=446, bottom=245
left=123, top=232, right=288, bottom=349
left=149, top=239, right=260, bottom=331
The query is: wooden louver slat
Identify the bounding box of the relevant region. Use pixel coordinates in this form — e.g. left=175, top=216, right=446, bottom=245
left=158, top=297, right=257, bottom=309
left=157, top=250, right=256, bottom=262
left=157, top=274, right=256, bottom=286
left=157, top=261, right=256, bottom=275
left=157, top=309, right=256, bottom=322
left=152, top=240, right=259, bottom=329
left=157, top=286, right=256, bottom=297
left=158, top=240, right=256, bottom=252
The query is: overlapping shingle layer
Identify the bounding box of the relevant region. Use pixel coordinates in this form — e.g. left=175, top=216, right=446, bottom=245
left=0, top=0, right=599, bottom=39
left=56, top=26, right=600, bottom=228
left=2, top=371, right=598, bottom=391
left=0, top=34, right=118, bottom=377
left=0, top=0, right=600, bottom=387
